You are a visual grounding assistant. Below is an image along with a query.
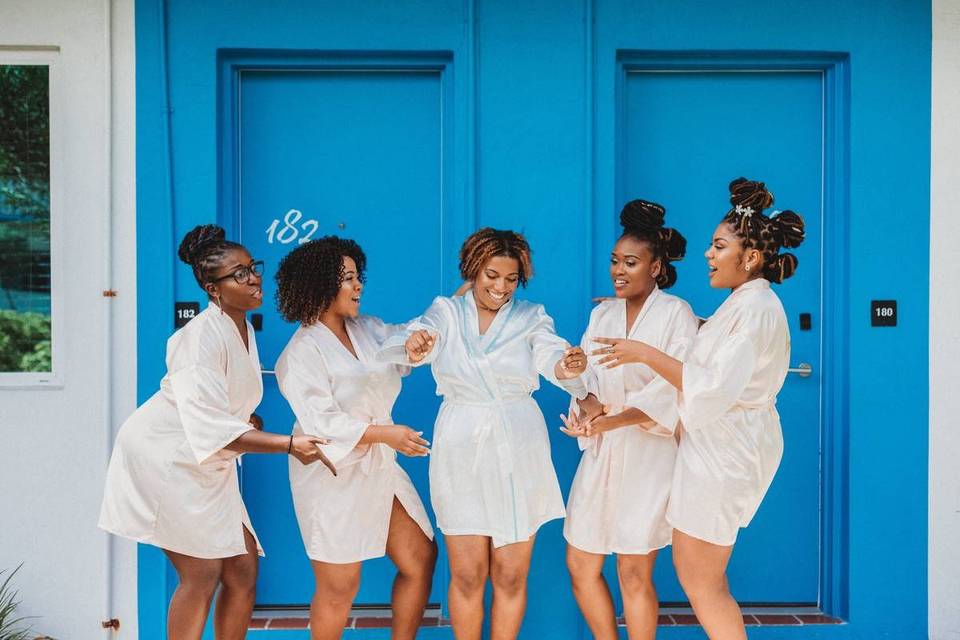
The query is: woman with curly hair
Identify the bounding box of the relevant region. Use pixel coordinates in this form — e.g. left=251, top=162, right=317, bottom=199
left=273, top=236, right=437, bottom=640
left=591, top=179, right=805, bottom=640
left=377, top=228, right=588, bottom=640
left=559, top=199, right=698, bottom=640
left=99, top=224, right=331, bottom=640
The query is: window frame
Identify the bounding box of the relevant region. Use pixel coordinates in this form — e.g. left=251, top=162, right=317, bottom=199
left=0, top=48, right=64, bottom=389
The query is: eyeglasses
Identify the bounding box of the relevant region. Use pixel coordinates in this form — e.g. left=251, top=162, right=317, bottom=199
left=211, top=260, right=264, bottom=285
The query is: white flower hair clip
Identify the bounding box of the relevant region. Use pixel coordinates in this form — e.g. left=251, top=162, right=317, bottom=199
left=735, top=204, right=755, bottom=217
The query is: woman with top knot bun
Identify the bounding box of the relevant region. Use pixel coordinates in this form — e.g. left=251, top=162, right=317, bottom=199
left=590, top=179, right=805, bottom=640
left=559, top=199, right=698, bottom=640
left=99, top=224, right=333, bottom=640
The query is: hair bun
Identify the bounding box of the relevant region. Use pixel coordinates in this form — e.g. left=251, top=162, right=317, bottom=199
left=729, top=177, right=774, bottom=212
left=772, top=210, right=805, bottom=249
left=762, top=252, right=799, bottom=284
left=620, top=199, right=666, bottom=233
left=178, top=224, right=226, bottom=266
left=660, top=227, right=687, bottom=262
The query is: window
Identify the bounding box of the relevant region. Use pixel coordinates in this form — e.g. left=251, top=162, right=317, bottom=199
left=0, top=61, right=53, bottom=378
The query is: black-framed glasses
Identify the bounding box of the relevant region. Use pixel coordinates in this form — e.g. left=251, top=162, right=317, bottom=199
left=211, top=260, right=264, bottom=285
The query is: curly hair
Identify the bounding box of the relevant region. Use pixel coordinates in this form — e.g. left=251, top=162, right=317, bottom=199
left=459, top=228, right=533, bottom=287
left=275, top=236, right=367, bottom=324
left=618, top=199, right=687, bottom=289
left=177, top=224, right=245, bottom=289
left=721, top=177, right=806, bottom=284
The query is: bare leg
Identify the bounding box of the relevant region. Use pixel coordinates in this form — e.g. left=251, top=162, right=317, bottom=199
left=489, top=536, right=535, bottom=640
left=445, top=535, right=491, bottom=640
left=214, top=527, right=259, bottom=639
left=565, top=544, right=618, bottom=640
left=163, top=550, right=223, bottom=640
left=617, top=551, right=659, bottom=640
left=672, top=529, right=746, bottom=640
left=309, top=560, right=362, bottom=640
left=385, top=497, right=438, bottom=640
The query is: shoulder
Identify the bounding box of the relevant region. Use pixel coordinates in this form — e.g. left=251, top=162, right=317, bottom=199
left=587, top=298, right=618, bottom=325
left=656, top=292, right=698, bottom=322
left=169, top=307, right=228, bottom=362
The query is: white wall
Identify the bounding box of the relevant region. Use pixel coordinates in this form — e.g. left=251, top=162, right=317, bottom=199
left=931, top=1, right=960, bottom=639
left=0, top=1, right=138, bottom=638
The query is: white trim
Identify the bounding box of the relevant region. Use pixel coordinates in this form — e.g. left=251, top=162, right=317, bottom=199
left=0, top=47, right=65, bottom=388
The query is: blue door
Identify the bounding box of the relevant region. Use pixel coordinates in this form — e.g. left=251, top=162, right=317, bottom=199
left=235, top=64, right=451, bottom=605
left=612, top=67, right=824, bottom=604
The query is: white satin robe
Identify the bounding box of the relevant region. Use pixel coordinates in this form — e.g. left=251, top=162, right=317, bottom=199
left=378, top=291, right=587, bottom=547
left=565, top=288, right=698, bottom=555
left=275, top=316, right=433, bottom=563
left=99, top=303, right=263, bottom=559
left=668, top=278, right=791, bottom=546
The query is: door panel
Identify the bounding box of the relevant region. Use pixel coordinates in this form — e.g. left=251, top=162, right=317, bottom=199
left=236, top=68, right=445, bottom=605
left=617, top=69, right=823, bottom=604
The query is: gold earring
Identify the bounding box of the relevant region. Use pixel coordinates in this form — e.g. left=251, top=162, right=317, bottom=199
left=745, top=265, right=751, bottom=272
left=214, top=295, right=224, bottom=314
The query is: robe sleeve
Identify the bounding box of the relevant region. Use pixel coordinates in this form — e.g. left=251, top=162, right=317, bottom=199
left=376, top=296, right=451, bottom=367
left=363, top=315, right=412, bottom=377
left=570, top=306, right=601, bottom=451
left=275, top=335, right=369, bottom=466
left=677, top=308, right=776, bottom=433
left=167, top=326, right=255, bottom=465
left=624, top=302, right=699, bottom=437
left=527, top=303, right=587, bottom=400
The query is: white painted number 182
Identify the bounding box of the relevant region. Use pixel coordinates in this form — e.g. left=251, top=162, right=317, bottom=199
left=265, top=209, right=319, bottom=245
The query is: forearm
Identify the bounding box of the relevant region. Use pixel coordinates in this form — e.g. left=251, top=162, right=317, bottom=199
left=602, top=407, right=654, bottom=431
left=225, top=429, right=288, bottom=454
left=645, top=349, right=684, bottom=391
left=357, top=424, right=387, bottom=445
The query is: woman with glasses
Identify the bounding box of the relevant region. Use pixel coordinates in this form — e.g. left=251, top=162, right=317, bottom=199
left=99, top=224, right=334, bottom=640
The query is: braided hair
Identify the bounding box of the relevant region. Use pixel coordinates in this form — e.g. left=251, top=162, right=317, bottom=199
left=459, top=228, right=533, bottom=287
left=177, top=224, right=245, bottom=290
left=619, top=199, right=687, bottom=289
left=722, top=177, right=806, bottom=284
left=275, top=236, right=367, bottom=324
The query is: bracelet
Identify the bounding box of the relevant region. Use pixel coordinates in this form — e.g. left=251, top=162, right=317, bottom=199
left=287, top=434, right=294, bottom=455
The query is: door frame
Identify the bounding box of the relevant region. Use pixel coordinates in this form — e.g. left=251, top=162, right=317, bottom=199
left=215, top=49, right=472, bottom=612
left=592, top=51, right=851, bottom=617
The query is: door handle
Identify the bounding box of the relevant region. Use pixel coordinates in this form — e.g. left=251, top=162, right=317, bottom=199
left=787, top=362, right=813, bottom=378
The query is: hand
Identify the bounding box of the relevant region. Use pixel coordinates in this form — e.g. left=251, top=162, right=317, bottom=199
left=556, top=346, right=587, bottom=379
left=586, top=414, right=617, bottom=437
left=248, top=414, right=264, bottom=431
left=381, top=425, right=431, bottom=457
left=559, top=410, right=589, bottom=438
left=290, top=435, right=337, bottom=475
left=453, top=280, right=473, bottom=297
left=591, top=337, right=654, bottom=369
left=405, top=329, right=436, bottom=363
left=577, top=394, right=606, bottom=422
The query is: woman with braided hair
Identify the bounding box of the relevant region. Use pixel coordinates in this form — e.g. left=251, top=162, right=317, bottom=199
left=377, top=227, right=589, bottom=640
left=273, top=236, right=437, bottom=640
left=592, top=179, right=805, bottom=640
left=99, top=224, right=332, bottom=640
left=559, top=199, right=698, bottom=640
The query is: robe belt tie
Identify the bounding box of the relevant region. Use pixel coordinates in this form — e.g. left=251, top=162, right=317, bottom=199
left=443, top=396, right=531, bottom=477
left=358, top=415, right=394, bottom=476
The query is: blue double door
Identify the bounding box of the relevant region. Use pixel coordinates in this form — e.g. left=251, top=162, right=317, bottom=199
left=228, top=3, right=825, bottom=622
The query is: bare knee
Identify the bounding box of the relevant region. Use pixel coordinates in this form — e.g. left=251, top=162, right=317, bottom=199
left=315, top=570, right=361, bottom=610
left=397, top=539, right=438, bottom=582
left=177, top=561, right=223, bottom=598
left=450, top=562, right=488, bottom=598
left=617, top=560, right=654, bottom=598
left=566, top=547, right=602, bottom=584
left=222, top=556, right=258, bottom=594
left=490, top=565, right=527, bottom=598
left=673, top=555, right=725, bottom=602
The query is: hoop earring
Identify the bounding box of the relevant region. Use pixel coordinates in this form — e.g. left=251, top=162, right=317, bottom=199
left=214, top=295, right=224, bottom=314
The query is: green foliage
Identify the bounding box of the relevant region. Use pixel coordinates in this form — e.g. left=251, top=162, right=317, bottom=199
left=0, top=565, right=35, bottom=640
left=0, top=65, right=50, bottom=220
left=0, top=311, right=51, bottom=372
